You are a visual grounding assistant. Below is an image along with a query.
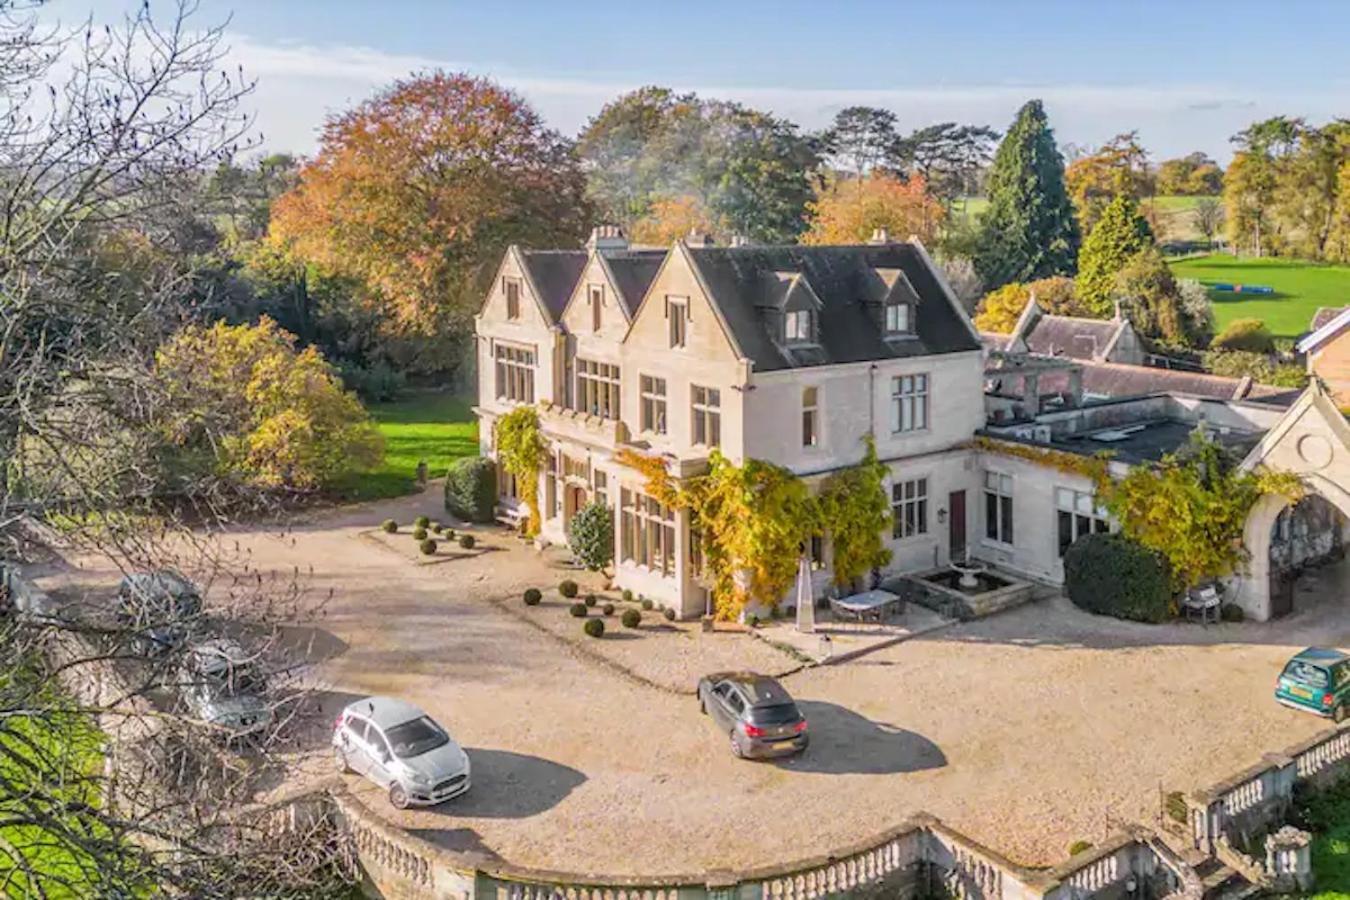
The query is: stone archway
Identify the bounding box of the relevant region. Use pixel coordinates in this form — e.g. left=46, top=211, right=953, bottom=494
left=1233, top=486, right=1350, bottom=620
left=1226, top=381, right=1350, bottom=621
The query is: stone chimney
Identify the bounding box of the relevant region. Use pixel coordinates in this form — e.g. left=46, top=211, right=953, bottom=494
left=868, top=226, right=892, bottom=245
left=729, top=234, right=750, bottom=248
left=683, top=229, right=716, bottom=248
left=585, top=224, right=628, bottom=253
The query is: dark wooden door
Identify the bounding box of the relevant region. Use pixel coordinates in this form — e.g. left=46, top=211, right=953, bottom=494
left=1270, top=570, right=1295, bottom=618
left=949, top=490, right=967, bottom=562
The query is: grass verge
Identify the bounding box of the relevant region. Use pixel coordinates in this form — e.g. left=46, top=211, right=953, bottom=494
left=1168, top=254, right=1350, bottom=338
left=335, top=391, right=478, bottom=501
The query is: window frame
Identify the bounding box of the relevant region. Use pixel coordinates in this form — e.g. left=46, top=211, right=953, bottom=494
left=640, top=374, right=668, bottom=435
left=801, top=386, right=820, bottom=448
left=588, top=284, right=604, bottom=332
left=619, top=487, right=677, bottom=577
left=1055, top=487, right=1111, bottom=556
left=691, top=384, right=721, bottom=448
left=891, top=373, right=930, bottom=434
left=884, top=300, right=911, bottom=335
left=504, top=277, right=522, bottom=320
left=667, top=297, right=688, bottom=348
left=984, top=471, right=1015, bottom=546
left=784, top=308, right=814, bottom=344
left=493, top=341, right=535, bottom=405
left=891, top=477, right=930, bottom=540
left=575, top=358, right=621, bottom=420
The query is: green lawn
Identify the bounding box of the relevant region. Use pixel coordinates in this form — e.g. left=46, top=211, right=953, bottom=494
left=1168, top=254, right=1350, bottom=338
left=335, top=391, right=479, bottom=501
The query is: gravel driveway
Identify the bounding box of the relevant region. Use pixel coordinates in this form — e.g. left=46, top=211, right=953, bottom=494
left=233, top=490, right=1350, bottom=877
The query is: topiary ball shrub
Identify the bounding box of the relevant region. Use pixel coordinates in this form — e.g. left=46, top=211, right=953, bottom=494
left=1063, top=533, right=1173, bottom=624
left=419, top=539, right=437, bottom=555
left=1212, top=317, right=1275, bottom=353
left=458, top=534, right=476, bottom=550
left=583, top=593, right=597, bottom=608
left=381, top=519, right=398, bottom=533
left=602, top=603, right=615, bottom=616
left=583, top=618, right=605, bottom=638
left=414, top=515, right=430, bottom=530
left=663, top=607, right=676, bottom=622
left=641, top=598, right=654, bottom=611
left=412, top=526, right=428, bottom=541
left=568, top=501, right=615, bottom=571
left=523, top=588, right=542, bottom=606
left=559, top=580, right=579, bottom=599
left=443, top=456, right=497, bottom=523
left=621, top=589, right=634, bottom=603
left=568, top=602, right=587, bottom=618
left=621, top=609, right=641, bottom=629
left=431, top=523, right=443, bottom=534
left=1220, top=603, right=1245, bottom=623
left=1067, top=841, right=1094, bottom=857
left=445, top=528, right=456, bottom=540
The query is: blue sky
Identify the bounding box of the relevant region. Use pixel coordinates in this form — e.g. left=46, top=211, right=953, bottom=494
left=62, top=1, right=1350, bottom=161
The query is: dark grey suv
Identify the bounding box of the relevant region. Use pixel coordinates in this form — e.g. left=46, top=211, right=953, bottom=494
left=697, top=671, right=808, bottom=759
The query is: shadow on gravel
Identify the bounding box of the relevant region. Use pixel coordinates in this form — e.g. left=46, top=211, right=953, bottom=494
left=774, top=701, right=946, bottom=775
left=427, top=748, right=586, bottom=819
left=408, top=826, right=503, bottom=864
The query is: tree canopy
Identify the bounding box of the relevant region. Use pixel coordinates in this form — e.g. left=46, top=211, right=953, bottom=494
left=802, top=173, right=945, bottom=246
left=973, top=100, right=1080, bottom=289
left=577, top=86, right=822, bottom=243
left=1064, top=131, right=1151, bottom=231
left=1076, top=195, right=1155, bottom=316
left=270, top=72, right=591, bottom=374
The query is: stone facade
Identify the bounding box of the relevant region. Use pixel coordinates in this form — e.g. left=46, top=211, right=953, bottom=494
left=1301, top=307, right=1350, bottom=408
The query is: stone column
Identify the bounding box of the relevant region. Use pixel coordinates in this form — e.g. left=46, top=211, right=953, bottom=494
left=1265, top=825, right=1313, bottom=892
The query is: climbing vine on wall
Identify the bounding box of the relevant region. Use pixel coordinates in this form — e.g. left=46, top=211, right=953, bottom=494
left=1092, top=429, right=1305, bottom=593
left=817, top=436, right=893, bottom=590
left=496, top=406, right=547, bottom=536
left=971, top=435, right=1110, bottom=479
left=618, top=439, right=891, bottom=619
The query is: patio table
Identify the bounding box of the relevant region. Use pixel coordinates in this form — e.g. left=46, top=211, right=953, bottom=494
left=829, top=589, right=902, bottom=625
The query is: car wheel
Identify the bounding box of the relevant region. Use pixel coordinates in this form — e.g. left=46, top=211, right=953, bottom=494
left=389, top=784, right=410, bottom=809
left=334, top=748, right=351, bottom=773
left=729, top=731, right=745, bottom=759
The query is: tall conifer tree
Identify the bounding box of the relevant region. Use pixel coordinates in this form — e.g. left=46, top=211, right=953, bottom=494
left=974, top=100, right=1080, bottom=288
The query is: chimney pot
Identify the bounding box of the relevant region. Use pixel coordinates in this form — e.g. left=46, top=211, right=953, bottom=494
left=868, top=226, right=892, bottom=245
left=683, top=229, right=716, bottom=248
left=586, top=224, right=629, bottom=253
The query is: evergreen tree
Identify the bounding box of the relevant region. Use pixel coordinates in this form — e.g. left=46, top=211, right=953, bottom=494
left=1076, top=195, right=1154, bottom=316
left=974, top=100, right=1080, bottom=289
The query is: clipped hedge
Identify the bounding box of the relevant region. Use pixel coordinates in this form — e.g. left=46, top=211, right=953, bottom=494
left=1063, top=533, right=1173, bottom=623
left=1211, top=317, right=1274, bottom=353
left=444, top=456, right=497, bottom=524
left=583, top=618, right=605, bottom=638
left=621, top=609, right=641, bottom=629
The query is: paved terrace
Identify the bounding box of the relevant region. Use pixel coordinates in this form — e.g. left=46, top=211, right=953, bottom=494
left=55, top=488, right=1350, bottom=879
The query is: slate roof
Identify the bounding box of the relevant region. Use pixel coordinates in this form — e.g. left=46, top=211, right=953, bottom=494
left=519, top=250, right=589, bottom=322
left=599, top=249, right=666, bottom=319
left=1023, top=315, right=1122, bottom=361
left=980, top=332, right=1012, bottom=354
left=684, top=243, right=980, bottom=372
left=1077, top=360, right=1297, bottom=406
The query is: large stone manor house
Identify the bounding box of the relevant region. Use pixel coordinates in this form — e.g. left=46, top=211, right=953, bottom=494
left=474, top=227, right=1350, bottom=622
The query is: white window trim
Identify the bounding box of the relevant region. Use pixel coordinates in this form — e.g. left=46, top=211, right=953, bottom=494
left=640, top=374, right=668, bottom=435
left=801, top=385, right=821, bottom=449
left=890, top=474, right=931, bottom=542
left=891, top=372, right=931, bottom=434
left=982, top=470, right=1015, bottom=548
left=1055, top=486, right=1113, bottom=556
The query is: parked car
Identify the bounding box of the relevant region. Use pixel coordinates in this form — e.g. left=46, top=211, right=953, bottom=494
left=1276, top=647, right=1350, bottom=721
left=177, top=639, right=272, bottom=738
left=332, top=696, right=471, bottom=809
left=697, top=671, right=808, bottom=759
left=116, top=569, right=202, bottom=655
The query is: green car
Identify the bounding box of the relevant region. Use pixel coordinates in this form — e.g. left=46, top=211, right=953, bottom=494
left=1276, top=648, right=1350, bottom=721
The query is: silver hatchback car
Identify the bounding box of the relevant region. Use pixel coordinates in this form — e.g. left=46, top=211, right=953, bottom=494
left=333, top=696, right=471, bottom=809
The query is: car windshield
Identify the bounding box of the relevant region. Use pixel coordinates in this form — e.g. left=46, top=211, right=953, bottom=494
left=384, top=716, right=450, bottom=759
left=1285, top=660, right=1330, bottom=688
left=750, top=703, right=801, bottom=725
left=201, top=662, right=265, bottom=697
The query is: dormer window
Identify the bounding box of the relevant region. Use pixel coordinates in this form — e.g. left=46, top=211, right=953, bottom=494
left=885, top=301, right=911, bottom=335
left=785, top=309, right=814, bottom=343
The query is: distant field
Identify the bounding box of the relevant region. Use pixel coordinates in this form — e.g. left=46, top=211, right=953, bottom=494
left=1168, top=254, right=1350, bottom=338
left=335, top=391, right=478, bottom=501
left=952, top=195, right=1210, bottom=242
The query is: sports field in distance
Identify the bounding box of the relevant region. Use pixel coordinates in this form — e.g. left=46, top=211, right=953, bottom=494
left=1168, top=254, right=1350, bottom=338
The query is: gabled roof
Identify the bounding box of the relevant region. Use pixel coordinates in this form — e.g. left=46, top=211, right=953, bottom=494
left=682, top=242, right=981, bottom=372
left=1298, top=306, right=1350, bottom=354
left=518, top=249, right=589, bottom=323
left=598, top=249, right=666, bottom=320
left=1077, top=360, right=1298, bottom=406
left=1024, top=315, right=1124, bottom=361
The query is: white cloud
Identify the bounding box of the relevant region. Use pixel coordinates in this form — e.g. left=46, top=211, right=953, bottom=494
left=222, top=32, right=1346, bottom=162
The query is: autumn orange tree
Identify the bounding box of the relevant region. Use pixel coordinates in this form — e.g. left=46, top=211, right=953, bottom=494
left=802, top=173, right=945, bottom=245
left=269, top=72, right=592, bottom=373
left=630, top=194, right=725, bottom=245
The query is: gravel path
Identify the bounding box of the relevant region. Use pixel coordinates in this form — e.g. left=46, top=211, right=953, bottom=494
left=178, top=491, right=1350, bottom=875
